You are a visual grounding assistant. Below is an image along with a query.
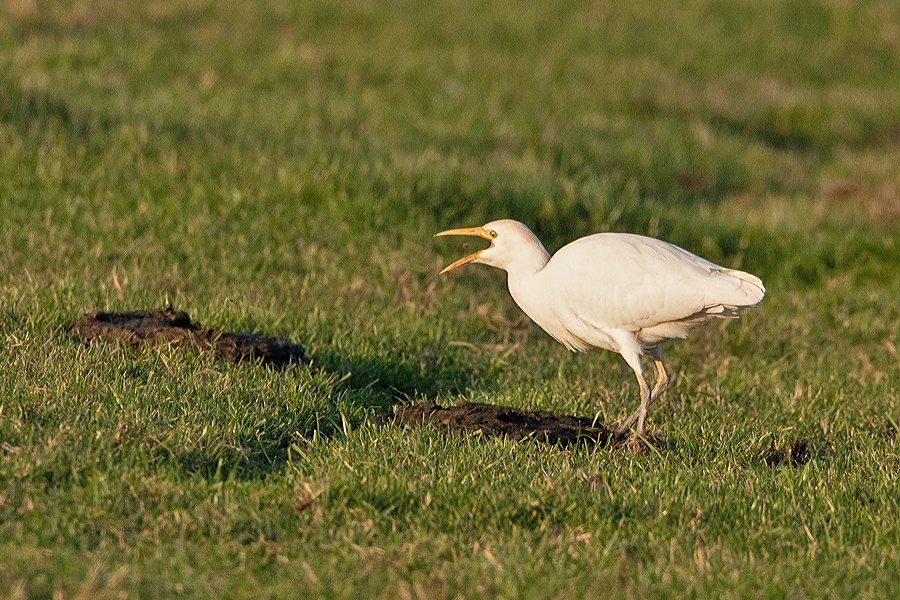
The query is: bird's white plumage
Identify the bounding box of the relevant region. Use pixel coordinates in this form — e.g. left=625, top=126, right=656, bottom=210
left=436, top=219, right=764, bottom=434
left=532, top=231, right=763, bottom=350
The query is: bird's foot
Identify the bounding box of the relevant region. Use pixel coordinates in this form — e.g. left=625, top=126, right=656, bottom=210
left=614, top=423, right=631, bottom=437
left=612, top=419, right=664, bottom=451
left=615, top=408, right=646, bottom=436
left=618, top=431, right=662, bottom=452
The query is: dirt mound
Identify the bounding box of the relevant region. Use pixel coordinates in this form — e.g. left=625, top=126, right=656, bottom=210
left=764, top=437, right=810, bottom=467
left=64, top=307, right=307, bottom=367
left=383, top=400, right=615, bottom=447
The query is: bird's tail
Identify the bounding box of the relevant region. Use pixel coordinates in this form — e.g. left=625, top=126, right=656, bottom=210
left=646, top=267, right=765, bottom=341
left=715, top=268, right=765, bottom=307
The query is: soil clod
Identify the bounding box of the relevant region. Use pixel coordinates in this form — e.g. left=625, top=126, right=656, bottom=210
left=764, top=437, right=810, bottom=467
left=64, top=306, right=307, bottom=367
left=383, top=400, right=616, bottom=447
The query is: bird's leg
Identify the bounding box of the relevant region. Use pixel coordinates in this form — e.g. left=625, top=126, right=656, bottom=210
left=634, top=375, right=652, bottom=434
left=648, top=346, right=669, bottom=407
left=629, top=348, right=670, bottom=434
left=616, top=362, right=653, bottom=436
left=617, top=347, right=668, bottom=435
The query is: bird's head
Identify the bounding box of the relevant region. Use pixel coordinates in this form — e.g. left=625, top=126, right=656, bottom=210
left=435, top=219, right=550, bottom=275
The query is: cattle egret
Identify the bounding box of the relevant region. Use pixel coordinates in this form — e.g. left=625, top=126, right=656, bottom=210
left=436, top=219, right=764, bottom=435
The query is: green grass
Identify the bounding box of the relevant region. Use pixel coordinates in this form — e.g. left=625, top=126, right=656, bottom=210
left=1, top=0, right=899, bottom=597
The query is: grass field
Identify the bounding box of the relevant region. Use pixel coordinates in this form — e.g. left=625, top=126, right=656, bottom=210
left=2, top=0, right=900, bottom=597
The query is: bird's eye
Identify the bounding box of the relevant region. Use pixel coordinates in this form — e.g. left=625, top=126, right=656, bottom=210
left=488, top=230, right=498, bottom=238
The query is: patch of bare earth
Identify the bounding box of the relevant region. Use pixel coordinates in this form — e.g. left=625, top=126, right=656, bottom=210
left=64, top=306, right=307, bottom=367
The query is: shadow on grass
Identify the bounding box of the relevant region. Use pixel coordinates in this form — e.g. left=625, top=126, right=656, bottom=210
left=0, top=77, right=100, bottom=139
left=55, top=306, right=507, bottom=479
left=0, top=75, right=237, bottom=153
left=0, top=76, right=194, bottom=148
left=309, top=345, right=492, bottom=410
left=170, top=344, right=500, bottom=480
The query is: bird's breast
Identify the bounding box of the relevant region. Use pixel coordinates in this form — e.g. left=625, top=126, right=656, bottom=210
left=507, top=271, right=622, bottom=354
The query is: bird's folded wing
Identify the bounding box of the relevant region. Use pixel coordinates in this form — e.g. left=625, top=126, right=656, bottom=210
left=543, top=233, right=762, bottom=334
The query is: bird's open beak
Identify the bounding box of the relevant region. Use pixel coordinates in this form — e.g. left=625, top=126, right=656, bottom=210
left=434, top=226, right=493, bottom=274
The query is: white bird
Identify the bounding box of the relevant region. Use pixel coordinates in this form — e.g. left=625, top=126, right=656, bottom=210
left=435, top=219, right=764, bottom=435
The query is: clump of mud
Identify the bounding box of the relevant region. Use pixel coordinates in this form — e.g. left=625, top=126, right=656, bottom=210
left=64, top=306, right=307, bottom=367
left=382, top=400, right=617, bottom=447
left=764, top=437, right=810, bottom=467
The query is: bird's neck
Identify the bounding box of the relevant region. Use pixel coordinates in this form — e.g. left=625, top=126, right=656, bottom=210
left=487, top=237, right=551, bottom=329
left=502, top=245, right=550, bottom=280
left=504, top=249, right=551, bottom=328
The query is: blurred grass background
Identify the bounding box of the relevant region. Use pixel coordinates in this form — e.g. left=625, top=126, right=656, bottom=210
left=1, top=0, right=899, bottom=598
